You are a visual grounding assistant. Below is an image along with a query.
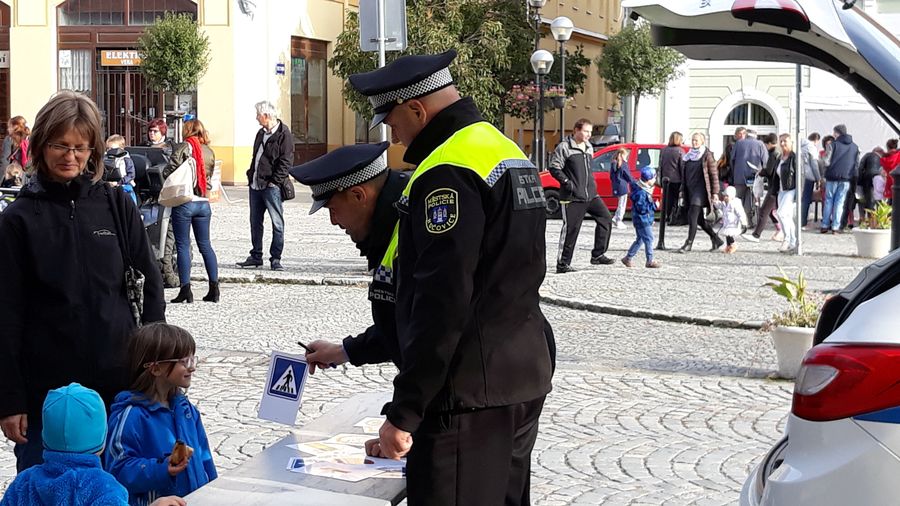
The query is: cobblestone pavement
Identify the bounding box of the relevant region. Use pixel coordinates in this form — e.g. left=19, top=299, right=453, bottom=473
left=2, top=187, right=869, bottom=504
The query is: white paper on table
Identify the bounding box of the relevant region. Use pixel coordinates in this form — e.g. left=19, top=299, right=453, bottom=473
left=286, top=441, right=360, bottom=457
left=258, top=351, right=309, bottom=426
left=290, top=460, right=384, bottom=482
left=325, top=433, right=374, bottom=447
left=353, top=417, right=384, bottom=434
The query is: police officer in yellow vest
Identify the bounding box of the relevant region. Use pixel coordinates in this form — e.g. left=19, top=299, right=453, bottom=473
left=288, top=142, right=408, bottom=371
left=350, top=49, right=555, bottom=506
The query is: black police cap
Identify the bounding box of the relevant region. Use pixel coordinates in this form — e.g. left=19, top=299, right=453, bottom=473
left=348, top=49, right=457, bottom=129
left=289, top=141, right=390, bottom=215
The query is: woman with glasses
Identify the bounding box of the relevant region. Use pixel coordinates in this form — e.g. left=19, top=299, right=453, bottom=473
left=145, top=118, right=174, bottom=158
left=147, top=118, right=180, bottom=288
left=0, top=90, right=166, bottom=472
left=164, top=119, right=219, bottom=304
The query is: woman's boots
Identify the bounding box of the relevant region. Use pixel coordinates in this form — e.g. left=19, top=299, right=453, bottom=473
left=675, top=241, right=693, bottom=254
left=171, top=284, right=193, bottom=304
left=203, top=281, right=220, bottom=303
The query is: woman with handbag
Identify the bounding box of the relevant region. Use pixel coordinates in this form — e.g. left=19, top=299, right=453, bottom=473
left=676, top=132, right=723, bottom=253
left=0, top=91, right=165, bottom=472
left=164, top=119, right=219, bottom=304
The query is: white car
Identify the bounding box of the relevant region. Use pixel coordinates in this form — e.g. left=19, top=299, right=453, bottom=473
left=621, top=0, right=900, bottom=504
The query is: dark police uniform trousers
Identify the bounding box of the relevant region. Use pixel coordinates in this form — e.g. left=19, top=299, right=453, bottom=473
left=386, top=98, right=554, bottom=506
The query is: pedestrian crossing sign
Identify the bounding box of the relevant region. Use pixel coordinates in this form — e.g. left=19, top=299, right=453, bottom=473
left=269, top=356, right=306, bottom=400
left=259, top=351, right=309, bottom=426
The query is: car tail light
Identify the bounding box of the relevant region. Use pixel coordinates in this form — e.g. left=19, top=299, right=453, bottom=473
left=792, top=344, right=900, bottom=421
left=731, top=0, right=811, bottom=32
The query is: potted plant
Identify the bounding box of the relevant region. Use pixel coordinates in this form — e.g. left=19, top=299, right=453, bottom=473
left=853, top=200, right=892, bottom=258
left=545, top=85, right=570, bottom=109
left=762, top=269, right=822, bottom=379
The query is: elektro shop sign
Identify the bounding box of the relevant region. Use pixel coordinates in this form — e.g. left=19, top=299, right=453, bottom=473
left=101, top=50, right=142, bottom=66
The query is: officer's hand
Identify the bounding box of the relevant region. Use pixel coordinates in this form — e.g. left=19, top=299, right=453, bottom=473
left=0, top=414, right=28, bottom=444
left=364, top=438, right=385, bottom=458
left=304, top=340, right=347, bottom=375
left=378, top=420, right=412, bottom=460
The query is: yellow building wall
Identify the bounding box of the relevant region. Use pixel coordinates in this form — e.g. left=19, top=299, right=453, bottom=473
left=199, top=0, right=237, bottom=183
left=9, top=0, right=57, bottom=125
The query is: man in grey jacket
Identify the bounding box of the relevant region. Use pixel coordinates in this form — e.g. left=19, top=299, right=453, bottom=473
left=730, top=127, right=769, bottom=227
left=548, top=118, right=614, bottom=273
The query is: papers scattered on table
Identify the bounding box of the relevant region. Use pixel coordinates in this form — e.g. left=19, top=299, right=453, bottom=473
left=353, top=417, right=384, bottom=435
left=285, top=419, right=405, bottom=482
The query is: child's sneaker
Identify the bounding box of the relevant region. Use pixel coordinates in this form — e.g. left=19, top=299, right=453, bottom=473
left=645, top=260, right=661, bottom=268
left=621, top=256, right=634, bottom=268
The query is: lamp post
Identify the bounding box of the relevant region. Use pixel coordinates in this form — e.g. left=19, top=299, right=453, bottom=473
left=531, top=49, right=554, bottom=172
left=527, top=0, right=546, bottom=163
left=550, top=16, right=573, bottom=140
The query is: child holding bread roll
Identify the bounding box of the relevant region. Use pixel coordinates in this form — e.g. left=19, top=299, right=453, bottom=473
left=104, top=323, right=217, bottom=504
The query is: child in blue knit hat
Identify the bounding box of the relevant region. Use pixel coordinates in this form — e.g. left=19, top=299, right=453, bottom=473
left=0, top=383, right=185, bottom=506
left=621, top=167, right=661, bottom=268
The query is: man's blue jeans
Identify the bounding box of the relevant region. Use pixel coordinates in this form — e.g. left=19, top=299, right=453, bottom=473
left=171, top=201, right=218, bottom=286
left=249, top=186, right=284, bottom=262
left=626, top=222, right=655, bottom=262
left=821, top=181, right=850, bottom=231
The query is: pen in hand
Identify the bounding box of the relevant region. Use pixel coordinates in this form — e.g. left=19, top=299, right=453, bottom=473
left=297, top=341, right=338, bottom=369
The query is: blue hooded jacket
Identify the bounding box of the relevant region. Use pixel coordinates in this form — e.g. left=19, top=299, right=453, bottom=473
left=104, top=391, right=217, bottom=506
left=0, top=450, right=128, bottom=506
left=629, top=181, right=657, bottom=228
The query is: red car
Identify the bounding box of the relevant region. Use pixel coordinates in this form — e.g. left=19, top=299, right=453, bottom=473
left=540, top=143, right=685, bottom=219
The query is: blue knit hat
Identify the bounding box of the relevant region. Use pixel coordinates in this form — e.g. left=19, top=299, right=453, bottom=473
left=640, top=166, right=656, bottom=182
left=42, top=383, right=107, bottom=454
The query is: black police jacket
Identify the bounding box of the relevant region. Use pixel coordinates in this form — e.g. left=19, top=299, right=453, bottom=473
left=341, top=169, right=409, bottom=368
left=387, top=98, right=554, bottom=434
left=0, top=175, right=165, bottom=422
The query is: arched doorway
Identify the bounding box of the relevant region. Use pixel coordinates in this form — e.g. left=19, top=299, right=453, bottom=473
left=56, top=0, right=198, bottom=145
left=708, top=89, right=788, bottom=157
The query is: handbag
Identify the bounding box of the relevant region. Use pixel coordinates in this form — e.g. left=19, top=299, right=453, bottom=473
left=159, top=146, right=196, bottom=207
left=106, top=188, right=145, bottom=327
left=279, top=176, right=296, bottom=201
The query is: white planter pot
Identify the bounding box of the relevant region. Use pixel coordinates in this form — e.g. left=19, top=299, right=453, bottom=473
left=771, top=326, right=815, bottom=379
left=853, top=228, right=892, bottom=259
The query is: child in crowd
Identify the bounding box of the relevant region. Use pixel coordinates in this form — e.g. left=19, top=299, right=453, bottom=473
left=621, top=167, right=660, bottom=268
left=105, top=323, right=217, bottom=505
left=716, top=186, right=748, bottom=254
left=105, top=134, right=137, bottom=204
left=610, top=147, right=633, bottom=230
left=0, top=383, right=185, bottom=506
left=1, top=161, right=23, bottom=188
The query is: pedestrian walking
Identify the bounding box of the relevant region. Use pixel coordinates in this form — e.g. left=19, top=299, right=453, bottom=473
left=621, top=167, right=660, bottom=268
left=610, top=147, right=633, bottom=229
left=237, top=101, right=293, bottom=271
left=1, top=116, right=29, bottom=176
left=146, top=118, right=179, bottom=288
left=349, top=49, right=554, bottom=506
left=656, top=131, right=684, bottom=250
left=105, top=323, right=217, bottom=504
left=730, top=127, right=768, bottom=227
left=774, top=134, right=799, bottom=253
left=676, top=132, right=723, bottom=253
left=800, top=133, right=821, bottom=228
left=165, top=119, right=219, bottom=303
left=0, top=91, right=165, bottom=472
left=744, top=133, right=781, bottom=242
left=290, top=142, right=408, bottom=374
left=882, top=139, right=899, bottom=203
left=548, top=118, right=614, bottom=273
left=821, top=124, right=859, bottom=233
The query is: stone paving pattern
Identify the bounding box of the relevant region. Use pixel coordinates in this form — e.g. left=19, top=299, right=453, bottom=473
left=1, top=187, right=872, bottom=504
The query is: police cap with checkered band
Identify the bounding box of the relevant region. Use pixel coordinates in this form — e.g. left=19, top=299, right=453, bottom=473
left=349, top=49, right=457, bottom=129
left=289, top=141, right=390, bottom=215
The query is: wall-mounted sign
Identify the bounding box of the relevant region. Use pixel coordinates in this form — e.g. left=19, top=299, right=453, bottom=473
left=58, top=50, right=72, bottom=69
left=101, top=50, right=142, bottom=66
left=0, top=51, right=9, bottom=69
left=275, top=62, right=286, bottom=76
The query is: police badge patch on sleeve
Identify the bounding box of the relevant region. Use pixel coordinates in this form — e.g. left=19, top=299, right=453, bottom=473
left=424, top=188, right=458, bottom=234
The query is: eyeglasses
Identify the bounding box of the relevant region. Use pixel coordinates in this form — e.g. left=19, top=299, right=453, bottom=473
left=47, top=143, right=94, bottom=157
left=143, top=355, right=198, bottom=369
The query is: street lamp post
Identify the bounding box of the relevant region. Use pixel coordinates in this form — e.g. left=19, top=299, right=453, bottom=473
left=550, top=16, right=573, bottom=140
left=531, top=49, right=554, bottom=172
left=527, top=0, right=546, bottom=164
